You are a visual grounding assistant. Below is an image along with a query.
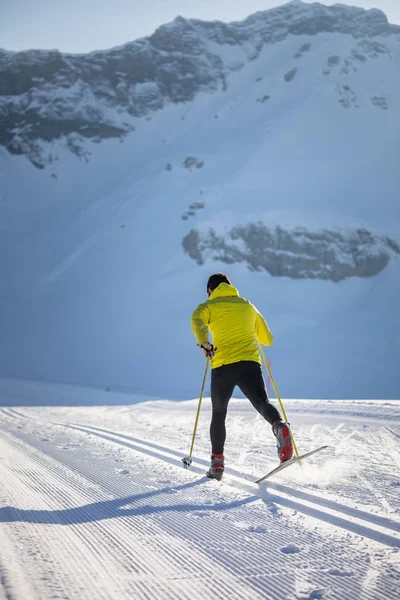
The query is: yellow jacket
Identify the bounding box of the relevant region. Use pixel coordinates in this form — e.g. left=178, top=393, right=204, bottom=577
left=190, top=283, right=273, bottom=369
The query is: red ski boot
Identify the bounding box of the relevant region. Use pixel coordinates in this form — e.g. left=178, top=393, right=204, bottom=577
left=272, top=421, right=293, bottom=463
left=206, top=453, right=224, bottom=481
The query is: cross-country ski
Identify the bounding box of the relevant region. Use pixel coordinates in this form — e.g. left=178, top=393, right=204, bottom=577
left=255, top=445, right=329, bottom=483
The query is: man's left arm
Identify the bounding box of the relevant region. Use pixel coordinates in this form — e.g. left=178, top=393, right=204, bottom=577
left=190, top=302, right=210, bottom=347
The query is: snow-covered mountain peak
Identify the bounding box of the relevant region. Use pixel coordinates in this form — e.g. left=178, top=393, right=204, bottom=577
left=167, top=1, right=395, bottom=41
left=0, top=1, right=399, bottom=168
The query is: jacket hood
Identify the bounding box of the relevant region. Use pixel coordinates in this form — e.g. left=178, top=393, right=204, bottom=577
left=209, top=282, right=239, bottom=300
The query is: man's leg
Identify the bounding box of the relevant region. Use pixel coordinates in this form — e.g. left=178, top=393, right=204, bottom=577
left=237, top=361, right=281, bottom=423
left=237, top=361, right=293, bottom=462
left=210, top=365, right=236, bottom=455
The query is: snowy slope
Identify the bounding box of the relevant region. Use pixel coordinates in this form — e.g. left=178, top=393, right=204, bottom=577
left=1, top=1, right=400, bottom=399
left=1, top=382, right=399, bottom=599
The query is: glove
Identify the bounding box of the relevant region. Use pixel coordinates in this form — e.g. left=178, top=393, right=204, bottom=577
left=201, top=343, right=216, bottom=359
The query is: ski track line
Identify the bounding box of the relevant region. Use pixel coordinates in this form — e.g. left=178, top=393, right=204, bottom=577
left=0, top=429, right=285, bottom=600
left=3, top=409, right=400, bottom=543
left=5, top=428, right=328, bottom=597
left=0, top=440, right=376, bottom=597
left=73, top=423, right=400, bottom=533
left=0, top=430, right=269, bottom=600
left=1, top=408, right=27, bottom=420
left=0, top=526, right=37, bottom=600
left=67, top=423, right=388, bottom=525
left=4, top=406, right=400, bottom=426
left=4, top=426, right=330, bottom=600
left=0, top=457, right=112, bottom=599
left=1, top=432, right=264, bottom=597
left=62, top=422, right=400, bottom=545
left=0, top=434, right=141, bottom=599
left=1, top=423, right=395, bottom=600
left=3, top=408, right=400, bottom=537
left=11, top=413, right=396, bottom=558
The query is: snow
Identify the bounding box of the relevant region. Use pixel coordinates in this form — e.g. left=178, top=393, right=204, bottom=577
left=1, top=380, right=399, bottom=598
left=1, top=4, right=399, bottom=597
left=1, top=13, right=400, bottom=397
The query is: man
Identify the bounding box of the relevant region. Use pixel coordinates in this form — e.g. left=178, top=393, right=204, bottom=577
left=190, top=272, right=293, bottom=480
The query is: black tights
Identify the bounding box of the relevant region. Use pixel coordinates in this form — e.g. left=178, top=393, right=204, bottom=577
left=210, top=360, right=281, bottom=455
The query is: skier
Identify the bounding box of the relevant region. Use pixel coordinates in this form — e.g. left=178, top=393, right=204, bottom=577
left=190, top=273, right=293, bottom=480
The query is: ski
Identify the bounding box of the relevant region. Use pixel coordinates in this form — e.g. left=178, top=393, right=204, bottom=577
left=255, top=445, right=329, bottom=483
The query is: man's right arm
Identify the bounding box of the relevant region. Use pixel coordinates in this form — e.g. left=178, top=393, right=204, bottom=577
left=190, top=302, right=210, bottom=346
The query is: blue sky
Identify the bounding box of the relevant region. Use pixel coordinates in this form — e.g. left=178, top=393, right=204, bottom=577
left=1, top=0, right=399, bottom=53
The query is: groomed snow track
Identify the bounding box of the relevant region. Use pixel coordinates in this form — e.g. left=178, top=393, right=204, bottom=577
left=1, top=405, right=399, bottom=599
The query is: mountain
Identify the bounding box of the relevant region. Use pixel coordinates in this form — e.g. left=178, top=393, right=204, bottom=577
left=1, top=1, right=399, bottom=399
left=1, top=1, right=399, bottom=169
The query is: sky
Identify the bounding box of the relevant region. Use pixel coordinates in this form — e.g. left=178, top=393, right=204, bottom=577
left=1, top=0, right=399, bottom=53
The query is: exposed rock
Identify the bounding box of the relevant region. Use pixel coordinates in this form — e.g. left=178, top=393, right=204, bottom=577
left=324, top=40, right=390, bottom=76
left=284, top=68, right=298, bottom=82
left=182, top=229, right=203, bottom=264
left=323, top=54, right=341, bottom=75
left=359, top=40, right=390, bottom=58
left=182, top=201, right=205, bottom=220
left=371, top=96, right=388, bottom=110
left=337, top=85, right=358, bottom=109
left=182, top=156, right=204, bottom=170
left=294, top=42, right=312, bottom=58
left=352, top=50, right=367, bottom=63
left=328, top=55, right=340, bottom=67
left=182, top=223, right=399, bottom=281
left=256, top=94, right=271, bottom=103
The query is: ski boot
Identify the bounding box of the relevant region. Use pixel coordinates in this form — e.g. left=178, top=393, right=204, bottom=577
left=272, top=421, right=293, bottom=463
left=206, top=453, right=224, bottom=481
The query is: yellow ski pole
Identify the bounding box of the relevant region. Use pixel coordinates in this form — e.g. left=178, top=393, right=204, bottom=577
left=258, top=344, right=300, bottom=459
left=182, top=359, right=209, bottom=468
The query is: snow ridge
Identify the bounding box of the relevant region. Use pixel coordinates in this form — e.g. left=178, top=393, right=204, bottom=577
left=0, top=1, right=399, bottom=166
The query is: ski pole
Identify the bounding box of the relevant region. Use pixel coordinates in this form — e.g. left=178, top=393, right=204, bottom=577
left=258, top=344, right=300, bottom=459
left=182, top=359, right=209, bottom=468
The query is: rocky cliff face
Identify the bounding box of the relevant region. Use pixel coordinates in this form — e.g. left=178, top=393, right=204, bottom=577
left=1, top=1, right=399, bottom=167
left=183, top=224, right=400, bottom=281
